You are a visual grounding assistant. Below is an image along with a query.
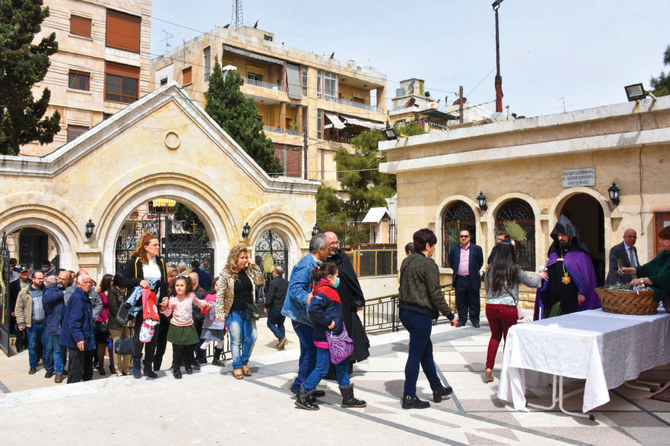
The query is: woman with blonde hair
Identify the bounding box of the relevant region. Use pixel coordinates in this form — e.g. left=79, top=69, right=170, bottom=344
left=120, top=232, right=168, bottom=378
left=216, top=244, right=264, bottom=379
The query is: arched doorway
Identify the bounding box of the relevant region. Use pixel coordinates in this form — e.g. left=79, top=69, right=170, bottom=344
left=254, top=230, right=288, bottom=281
left=559, top=194, right=605, bottom=285
left=114, top=199, right=214, bottom=273
left=441, top=201, right=477, bottom=268
left=10, top=228, right=60, bottom=271
left=496, top=199, right=536, bottom=271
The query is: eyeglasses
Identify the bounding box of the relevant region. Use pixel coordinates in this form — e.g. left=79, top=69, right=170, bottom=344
left=459, top=235, right=470, bottom=239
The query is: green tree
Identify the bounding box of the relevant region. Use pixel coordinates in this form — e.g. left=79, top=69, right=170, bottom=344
left=205, top=58, right=283, bottom=175
left=325, top=123, right=426, bottom=221
left=650, top=45, right=670, bottom=97
left=0, top=0, right=61, bottom=155
left=173, top=202, right=207, bottom=238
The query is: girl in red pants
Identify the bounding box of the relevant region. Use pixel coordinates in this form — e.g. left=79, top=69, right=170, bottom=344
left=484, top=241, right=547, bottom=382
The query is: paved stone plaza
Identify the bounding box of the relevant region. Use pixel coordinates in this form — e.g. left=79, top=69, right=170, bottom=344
left=1, top=319, right=668, bottom=445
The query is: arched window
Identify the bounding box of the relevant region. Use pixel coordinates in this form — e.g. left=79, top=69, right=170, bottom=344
left=495, top=199, right=535, bottom=270
left=441, top=201, right=476, bottom=268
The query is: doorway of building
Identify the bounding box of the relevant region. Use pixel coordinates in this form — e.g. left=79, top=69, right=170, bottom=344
left=16, top=228, right=56, bottom=270
left=559, top=194, right=605, bottom=286
left=115, top=200, right=213, bottom=274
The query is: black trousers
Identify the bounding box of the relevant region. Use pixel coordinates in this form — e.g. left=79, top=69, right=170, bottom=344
left=153, top=314, right=170, bottom=370
left=67, top=348, right=93, bottom=383
left=172, top=344, right=195, bottom=368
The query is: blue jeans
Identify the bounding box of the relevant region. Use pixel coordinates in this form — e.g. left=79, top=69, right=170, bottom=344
left=226, top=310, right=257, bottom=370
left=266, top=307, right=285, bottom=340
left=304, top=346, right=350, bottom=391
left=26, top=322, right=46, bottom=368
left=399, top=309, right=443, bottom=397
left=291, top=320, right=316, bottom=390
left=45, top=333, right=64, bottom=373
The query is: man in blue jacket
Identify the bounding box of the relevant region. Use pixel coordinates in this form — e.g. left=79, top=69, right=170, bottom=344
left=43, top=269, right=71, bottom=383
left=282, top=233, right=330, bottom=396
left=448, top=229, right=484, bottom=327
left=60, top=274, right=95, bottom=384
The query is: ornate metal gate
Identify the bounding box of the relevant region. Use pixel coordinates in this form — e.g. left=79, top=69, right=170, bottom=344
left=0, top=231, right=12, bottom=356
left=253, top=230, right=288, bottom=313
left=115, top=214, right=214, bottom=275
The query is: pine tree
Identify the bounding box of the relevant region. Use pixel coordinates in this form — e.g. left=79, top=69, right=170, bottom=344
left=650, top=45, right=670, bottom=97
left=0, top=0, right=60, bottom=155
left=205, top=58, right=283, bottom=176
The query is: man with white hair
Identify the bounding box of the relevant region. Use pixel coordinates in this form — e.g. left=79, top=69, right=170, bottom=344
left=60, top=274, right=95, bottom=383
left=177, top=261, right=188, bottom=275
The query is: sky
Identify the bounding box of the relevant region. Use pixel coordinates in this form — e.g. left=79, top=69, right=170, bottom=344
left=150, top=0, right=670, bottom=118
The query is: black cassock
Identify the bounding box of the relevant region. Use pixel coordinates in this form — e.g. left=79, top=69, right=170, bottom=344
left=328, top=250, right=370, bottom=362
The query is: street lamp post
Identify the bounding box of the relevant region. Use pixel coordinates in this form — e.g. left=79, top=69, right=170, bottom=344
left=493, top=0, right=504, bottom=113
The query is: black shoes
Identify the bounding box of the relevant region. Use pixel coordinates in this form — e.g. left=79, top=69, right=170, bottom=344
left=190, top=360, right=201, bottom=371
left=432, top=386, right=453, bottom=403
left=212, top=348, right=224, bottom=366
left=173, top=364, right=182, bottom=379
left=402, top=395, right=430, bottom=409
left=295, top=388, right=319, bottom=410
left=45, top=370, right=54, bottom=379
left=29, top=367, right=37, bottom=375
left=184, top=362, right=193, bottom=374
left=339, top=384, right=366, bottom=408
left=472, top=323, right=481, bottom=328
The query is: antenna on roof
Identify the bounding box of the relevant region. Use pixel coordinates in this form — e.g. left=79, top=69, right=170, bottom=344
left=232, top=0, right=244, bottom=29
left=161, top=29, right=173, bottom=54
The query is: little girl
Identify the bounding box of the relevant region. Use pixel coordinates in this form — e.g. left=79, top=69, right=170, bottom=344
left=295, top=262, right=366, bottom=410
left=200, top=279, right=226, bottom=366
left=160, top=275, right=211, bottom=379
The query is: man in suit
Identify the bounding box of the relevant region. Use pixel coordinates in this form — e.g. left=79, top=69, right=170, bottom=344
left=448, top=229, right=484, bottom=327
left=606, top=228, right=639, bottom=285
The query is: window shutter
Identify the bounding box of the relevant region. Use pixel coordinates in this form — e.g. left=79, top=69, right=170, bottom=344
left=105, top=62, right=140, bottom=79
left=70, top=15, right=92, bottom=38
left=106, top=9, right=141, bottom=53
left=67, top=125, right=89, bottom=143
left=182, top=67, right=192, bottom=85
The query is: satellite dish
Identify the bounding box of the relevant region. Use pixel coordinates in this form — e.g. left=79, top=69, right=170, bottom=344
left=425, top=91, right=431, bottom=98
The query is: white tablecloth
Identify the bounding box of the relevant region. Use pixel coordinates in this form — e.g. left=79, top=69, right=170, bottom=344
left=497, top=308, right=670, bottom=412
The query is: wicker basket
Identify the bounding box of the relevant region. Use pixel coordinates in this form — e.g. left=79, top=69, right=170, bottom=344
left=596, top=287, right=657, bottom=315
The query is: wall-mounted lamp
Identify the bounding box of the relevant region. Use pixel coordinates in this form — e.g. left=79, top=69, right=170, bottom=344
left=242, top=222, right=251, bottom=239
left=608, top=182, right=621, bottom=206
left=383, top=126, right=398, bottom=141
left=477, top=192, right=488, bottom=212
left=312, top=223, right=321, bottom=236
left=85, top=219, right=95, bottom=238
left=625, top=83, right=658, bottom=103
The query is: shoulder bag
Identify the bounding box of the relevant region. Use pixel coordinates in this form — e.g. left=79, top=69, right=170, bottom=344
left=325, top=325, right=354, bottom=364
left=114, top=326, right=133, bottom=355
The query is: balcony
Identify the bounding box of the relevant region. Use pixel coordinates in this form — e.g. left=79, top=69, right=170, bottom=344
left=323, top=95, right=382, bottom=113
left=244, top=78, right=285, bottom=92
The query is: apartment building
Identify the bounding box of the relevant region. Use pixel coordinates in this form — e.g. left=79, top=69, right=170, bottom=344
left=151, top=26, right=387, bottom=187
left=21, top=0, right=152, bottom=156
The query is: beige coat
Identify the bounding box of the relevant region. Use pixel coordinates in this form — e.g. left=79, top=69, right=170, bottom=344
left=15, top=286, right=36, bottom=328
left=215, top=263, right=264, bottom=319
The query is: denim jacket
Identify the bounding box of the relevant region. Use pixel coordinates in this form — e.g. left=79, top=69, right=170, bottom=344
left=281, top=253, right=319, bottom=327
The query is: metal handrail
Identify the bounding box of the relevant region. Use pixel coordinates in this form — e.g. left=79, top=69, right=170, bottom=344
left=362, top=285, right=455, bottom=333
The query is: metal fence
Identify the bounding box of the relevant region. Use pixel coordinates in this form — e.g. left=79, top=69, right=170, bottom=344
left=317, top=221, right=370, bottom=247
left=362, top=285, right=455, bottom=333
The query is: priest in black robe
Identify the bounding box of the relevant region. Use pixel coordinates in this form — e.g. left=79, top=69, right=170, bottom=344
left=325, top=232, right=370, bottom=366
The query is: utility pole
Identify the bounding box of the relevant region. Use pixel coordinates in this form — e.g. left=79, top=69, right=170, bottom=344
left=493, top=0, right=504, bottom=113
left=459, top=85, right=464, bottom=124
left=303, top=126, right=308, bottom=180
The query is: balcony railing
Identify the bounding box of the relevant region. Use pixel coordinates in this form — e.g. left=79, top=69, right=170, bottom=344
left=244, top=78, right=285, bottom=92
left=263, top=125, right=283, bottom=134
left=323, top=95, right=382, bottom=113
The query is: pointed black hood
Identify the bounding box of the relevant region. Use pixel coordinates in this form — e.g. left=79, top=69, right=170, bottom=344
left=549, top=215, right=590, bottom=254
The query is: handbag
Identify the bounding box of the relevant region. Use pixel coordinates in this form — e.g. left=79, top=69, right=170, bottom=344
left=115, top=301, right=132, bottom=326
left=114, top=327, right=133, bottom=355
left=246, top=301, right=259, bottom=320
left=325, top=325, right=354, bottom=364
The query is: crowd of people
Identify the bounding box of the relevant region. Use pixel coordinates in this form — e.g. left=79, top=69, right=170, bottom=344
left=7, top=215, right=670, bottom=409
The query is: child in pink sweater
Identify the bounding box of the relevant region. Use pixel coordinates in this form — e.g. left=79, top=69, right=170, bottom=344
left=160, top=276, right=211, bottom=379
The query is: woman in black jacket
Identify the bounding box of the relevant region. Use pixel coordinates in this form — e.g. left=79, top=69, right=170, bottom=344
left=120, top=232, right=168, bottom=378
